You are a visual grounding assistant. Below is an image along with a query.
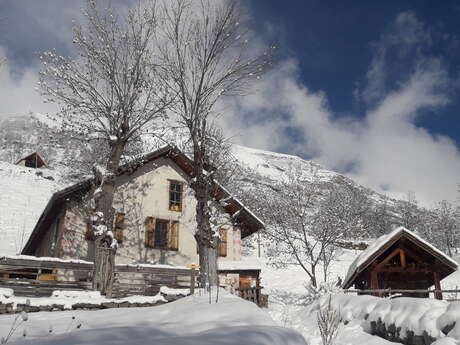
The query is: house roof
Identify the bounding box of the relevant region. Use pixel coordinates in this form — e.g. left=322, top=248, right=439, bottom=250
left=22, top=146, right=264, bottom=254
left=342, top=226, right=458, bottom=289
left=15, top=152, right=47, bottom=168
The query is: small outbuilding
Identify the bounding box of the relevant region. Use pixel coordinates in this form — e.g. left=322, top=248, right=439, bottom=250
left=343, top=227, right=458, bottom=299
left=16, top=152, right=47, bottom=168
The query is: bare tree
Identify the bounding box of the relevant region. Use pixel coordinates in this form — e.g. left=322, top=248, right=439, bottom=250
left=39, top=0, right=172, bottom=295
left=397, top=192, right=421, bottom=231
left=369, top=195, right=394, bottom=237
left=428, top=200, right=460, bottom=257
left=313, top=179, right=372, bottom=280
left=262, top=169, right=326, bottom=287
left=157, top=0, right=272, bottom=288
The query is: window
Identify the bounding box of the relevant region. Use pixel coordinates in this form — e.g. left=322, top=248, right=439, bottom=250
left=145, top=217, right=176, bottom=250
left=169, top=181, right=183, bottom=211
left=154, top=219, right=169, bottom=249
left=218, top=228, right=228, bottom=257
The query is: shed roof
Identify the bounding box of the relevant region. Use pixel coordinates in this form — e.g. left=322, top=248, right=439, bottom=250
left=15, top=152, right=47, bottom=168
left=342, top=227, right=458, bottom=289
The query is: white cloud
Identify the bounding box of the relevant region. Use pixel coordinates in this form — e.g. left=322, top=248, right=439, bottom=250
left=0, top=48, right=57, bottom=119
left=219, top=12, right=460, bottom=205
left=1, top=4, right=459, bottom=206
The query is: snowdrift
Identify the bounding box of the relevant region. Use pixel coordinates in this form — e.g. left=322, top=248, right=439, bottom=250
left=303, top=294, right=460, bottom=345
left=0, top=291, right=307, bottom=345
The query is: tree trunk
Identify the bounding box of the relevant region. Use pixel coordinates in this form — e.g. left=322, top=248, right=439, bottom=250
left=198, top=242, right=219, bottom=287
left=193, top=170, right=219, bottom=289
left=92, top=141, right=124, bottom=295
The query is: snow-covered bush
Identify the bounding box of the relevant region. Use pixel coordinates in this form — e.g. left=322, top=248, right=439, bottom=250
left=301, top=281, right=342, bottom=306
left=317, top=295, right=340, bottom=345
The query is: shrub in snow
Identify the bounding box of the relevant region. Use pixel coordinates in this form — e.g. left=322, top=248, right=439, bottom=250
left=301, top=281, right=341, bottom=306
left=317, top=295, right=340, bottom=345
left=1, top=311, right=28, bottom=344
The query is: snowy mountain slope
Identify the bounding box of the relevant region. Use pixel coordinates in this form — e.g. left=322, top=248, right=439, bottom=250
left=231, top=144, right=395, bottom=207
left=232, top=144, right=338, bottom=183
left=0, top=162, right=64, bottom=255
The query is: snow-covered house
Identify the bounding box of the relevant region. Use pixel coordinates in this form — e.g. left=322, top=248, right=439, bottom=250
left=19, top=146, right=265, bottom=291
left=343, top=227, right=458, bottom=299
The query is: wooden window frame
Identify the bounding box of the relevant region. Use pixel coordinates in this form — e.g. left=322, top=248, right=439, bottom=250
left=169, top=180, right=183, bottom=212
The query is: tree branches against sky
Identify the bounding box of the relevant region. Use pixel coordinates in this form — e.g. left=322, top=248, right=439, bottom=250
left=1, top=1, right=460, bottom=204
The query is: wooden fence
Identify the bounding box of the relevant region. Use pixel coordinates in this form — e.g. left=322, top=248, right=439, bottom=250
left=344, top=288, right=460, bottom=301
left=237, top=287, right=268, bottom=308
left=0, top=256, right=197, bottom=298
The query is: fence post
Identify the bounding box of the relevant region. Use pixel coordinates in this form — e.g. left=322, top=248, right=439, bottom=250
left=190, top=271, right=196, bottom=295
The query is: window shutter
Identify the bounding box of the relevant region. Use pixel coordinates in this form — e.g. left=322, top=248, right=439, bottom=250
left=144, top=217, right=156, bottom=248
left=85, top=222, right=95, bottom=241
left=115, top=212, right=125, bottom=244
left=218, top=228, right=227, bottom=257
left=85, top=209, right=95, bottom=241
left=168, top=221, right=180, bottom=250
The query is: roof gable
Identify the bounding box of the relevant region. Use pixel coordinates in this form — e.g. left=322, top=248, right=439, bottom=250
left=343, top=227, right=458, bottom=289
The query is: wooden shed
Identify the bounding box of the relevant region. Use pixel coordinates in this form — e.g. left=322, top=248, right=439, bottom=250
left=16, top=152, right=47, bottom=168
left=342, top=227, right=458, bottom=299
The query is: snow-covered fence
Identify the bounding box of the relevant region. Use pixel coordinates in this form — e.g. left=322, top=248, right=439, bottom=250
left=0, top=256, right=93, bottom=297
left=112, top=264, right=198, bottom=298
left=0, top=256, right=198, bottom=298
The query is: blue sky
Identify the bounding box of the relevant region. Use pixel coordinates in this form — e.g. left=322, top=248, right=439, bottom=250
left=246, top=0, right=460, bottom=143
left=0, top=0, right=459, bottom=204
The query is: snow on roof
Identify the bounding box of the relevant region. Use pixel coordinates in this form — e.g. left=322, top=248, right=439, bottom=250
left=0, top=254, right=93, bottom=265
left=213, top=179, right=265, bottom=229
left=0, top=162, right=62, bottom=255
left=218, top=258, right=262, bottom=271
left=343, top=227, right=458, bottom=288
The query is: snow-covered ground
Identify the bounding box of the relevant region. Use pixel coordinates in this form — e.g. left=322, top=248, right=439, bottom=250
left=0, top=162, right=63, bottom=255
left=255, top=244, right=460, bottom=345
left=0, top=291, right=307, bottom=345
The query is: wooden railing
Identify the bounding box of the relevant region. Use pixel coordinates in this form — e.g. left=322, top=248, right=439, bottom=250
left=344, top=288, right=460, bottom=300
left=0, top=256, right=197, bottom=298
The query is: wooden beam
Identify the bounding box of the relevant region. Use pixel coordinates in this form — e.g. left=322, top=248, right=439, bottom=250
left=400, top=245, right=427, bottom=265
left=371, top=270, right=379, bottom=296
left=376, top=248, right=401, bottom=269
left=434, top=271, right=442, bottom=300
left=400, top=249, right=407, bottom=268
